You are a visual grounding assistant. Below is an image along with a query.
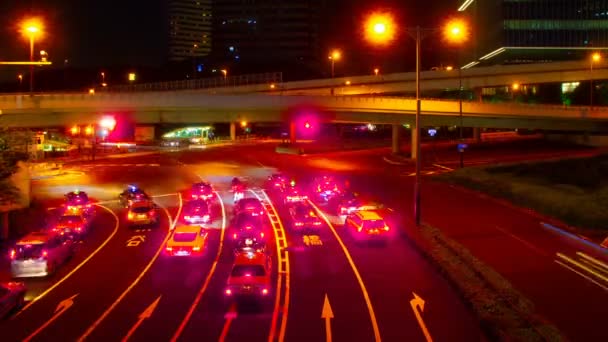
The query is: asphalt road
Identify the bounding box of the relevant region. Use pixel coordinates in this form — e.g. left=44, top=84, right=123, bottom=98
left=229, top=141, right=608, bottom=341
left=0, top=146, right=484, bottom=341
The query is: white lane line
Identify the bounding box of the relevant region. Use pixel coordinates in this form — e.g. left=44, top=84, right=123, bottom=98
left=170, top=191, right=227, bottom=342
left=432, top=163, right=454, bottom=171
left=14, top=203, right=120, bottom=317
left=308, top=200, right=382, bottom=342
left=556, top=252, right=608, bottom=284
left=77, top=193, right=183, bottom=341
left=493, top=225, right=550, bottom=257
left=576, top=252, right=608, bottom=273
left=555, top=260, right=608, bottom=292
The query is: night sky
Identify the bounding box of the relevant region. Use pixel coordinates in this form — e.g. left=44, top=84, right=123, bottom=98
left=0, top=0, right=460, bottom=81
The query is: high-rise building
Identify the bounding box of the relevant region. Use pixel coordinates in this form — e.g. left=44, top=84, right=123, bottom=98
left=459, top=0, right=608, bottom=68
left=168, top=0, right=213, bottom=62
left=212, top=0, right=326, bottom=73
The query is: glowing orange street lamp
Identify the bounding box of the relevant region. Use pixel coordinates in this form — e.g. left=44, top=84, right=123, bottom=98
left=363, top=12, right=469, bottom=226
left=512, top=82, right=520, bottom=91
left=328, top=49, right=341, bottom=77
left=70, top=125, right=80, bottom=136
left=84, top=125, right=94, bottom=136
left=364, top=12, right=396, bottom=47
left=21, top=18, right=44, bottom=93
left=374, top=68, right=380, bottom=76
left=221, top=69, right=228, bottom=80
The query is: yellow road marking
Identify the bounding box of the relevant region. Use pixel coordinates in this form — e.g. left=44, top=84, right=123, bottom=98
left=14, top=204, right=119, bottom=317
left=170, top=191, right=227, bottom=342
left=308, top=200, right=382, bottom=342
left=251, top=189, right=291, bottom=342
left=78, top=193, right=182, bottom=341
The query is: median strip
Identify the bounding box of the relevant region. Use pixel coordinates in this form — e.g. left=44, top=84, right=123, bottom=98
left=414, top=223, right=562, bottom=341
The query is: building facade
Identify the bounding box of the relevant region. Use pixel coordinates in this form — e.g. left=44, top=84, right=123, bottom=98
left=212, top=0, right=326, bottom=74
left=459, top=0, right=608, bottom=68
left=168, top=0, right=213, bottom=62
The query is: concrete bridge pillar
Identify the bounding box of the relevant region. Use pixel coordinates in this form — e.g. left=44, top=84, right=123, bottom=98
left=392, top=124, right=401, bottom=154
left=230, top=122, right=236, bottom=141
left=410, top=125, right=419, bottom=160
left=473, top=127, right=481, bottom=143
left=289, top=121, right=296, bottom=144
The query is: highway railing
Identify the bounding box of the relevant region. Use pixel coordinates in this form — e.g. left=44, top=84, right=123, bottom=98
left=99, top=72, right=283, bottom=93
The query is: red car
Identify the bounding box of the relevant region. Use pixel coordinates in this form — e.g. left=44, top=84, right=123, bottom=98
left=0, top=282, right=26, bottom=318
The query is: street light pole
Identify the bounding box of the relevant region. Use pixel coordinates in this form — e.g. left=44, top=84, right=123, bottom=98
left=590, top=59, right=594, bottom=111
left=29, top=34, right=34, bottom=94
left=413, top=26, right=422, bottom=226
left=331, top=58, right=335, bottom=78
left=459, top=65, right=464, bottom=168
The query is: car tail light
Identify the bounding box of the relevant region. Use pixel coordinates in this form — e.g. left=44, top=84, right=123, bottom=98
left=86, top=204, right=91, bottom=208
left=149, top=210, right=156, bottom=216
left=233, top=233, right=238, bottom=239
left=127, top=212, right=134, bottom=220
left=225, top=289, right=232, bottom=296
left=192, top=194, right=198, bottom=199
left=42, top=250, right=48, bottom=258
left=260, top=232, right=265, bottom=238
left=9, top=249, right=16, bottom=260
left=295, top=222, right=304, bottom=227
left=166, top=246, right=173, bottom=251
left=203, top=214, right=210, bottom=221
left=313, top=221, right=322, bottom=226
left=76, top=227, right=82, bottom=232
left=184, top=215, right=191, bottom=220
left=259, top=210, right=264, bottom=216
left=383, top=225, right=390, bottom=231
left=193, top=246, right=201, bottom=251
left=262, top=288, right=269, bottom=295
left=357, top=226, right=363, bottom=233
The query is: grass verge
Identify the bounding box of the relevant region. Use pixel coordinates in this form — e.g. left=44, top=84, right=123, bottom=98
left=435, top=156, right=608, bottom=237
left=418, top=223, right=563, bottom=341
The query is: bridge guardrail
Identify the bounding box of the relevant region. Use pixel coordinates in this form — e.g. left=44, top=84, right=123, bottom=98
left=99, top=72, right=283, bottom=93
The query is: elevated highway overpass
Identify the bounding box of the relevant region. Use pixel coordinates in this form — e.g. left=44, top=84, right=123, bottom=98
left=2, top=91, right=608, bottom=157
left=1, top=92, right=607, bottom=131
left=104, top=60, right=608, bottom=96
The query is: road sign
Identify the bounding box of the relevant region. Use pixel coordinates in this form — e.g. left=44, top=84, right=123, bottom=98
left=457, top=143, right=468, bottom=152
left=428, top=128, right=437, bottom=137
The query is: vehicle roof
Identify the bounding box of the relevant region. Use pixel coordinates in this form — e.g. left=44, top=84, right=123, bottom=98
left=173, top=225, right=201, bottom=234
left=67, top=191, right=88, bottom=196
left=234, top=250, right=267, bottom=265
left=186, top=200, right=208, bottom=208
left=17, top=232, right=51, bottom=245
left=130, top=200, right=153, bottom=208
left=354, top=211, right=383, bottom=220
left=238, top=198, right=261, bottom=205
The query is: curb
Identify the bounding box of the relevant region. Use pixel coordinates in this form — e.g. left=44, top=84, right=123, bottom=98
left=382, top=155, right=412, bottom=166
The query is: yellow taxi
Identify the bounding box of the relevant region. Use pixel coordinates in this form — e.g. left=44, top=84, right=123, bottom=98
left=165, top=225, right=208, bottom=256
left=225, top=248, right=272, bottom=298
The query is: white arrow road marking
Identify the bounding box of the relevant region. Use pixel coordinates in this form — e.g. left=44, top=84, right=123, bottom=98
left=410, top=292, right=433, bottom=342
left=23, top=294, right=79, bottom=342
left=322, top=294, right=334, bottom=342
left=121, top=295, right=162, bottom=342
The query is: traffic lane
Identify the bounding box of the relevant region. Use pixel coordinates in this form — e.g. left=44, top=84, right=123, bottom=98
left=0, top=206, right=117, bottom=305
left=275, top=204, right=376, bottom=341
left=421, top=181, right=608, bottom=341
left=339, top=169, right=607, bottom=341
left=1, top=198, right=175, bottom=341
left=331, top=214, right=482, bottom=341
left=84, top=199, right=222, bottom=342
left=176, top=192, right=274, bottom=342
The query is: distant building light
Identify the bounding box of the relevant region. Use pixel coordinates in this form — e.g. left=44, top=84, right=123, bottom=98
left=235, top=55, right=240, bottom=60
left=88, top=88, right=95, bottom=94
left=128, top=72, right=136, bottom=81
left=229, top=46, right=235, bottom=52
left=562, top=82, right=580, bottom=93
